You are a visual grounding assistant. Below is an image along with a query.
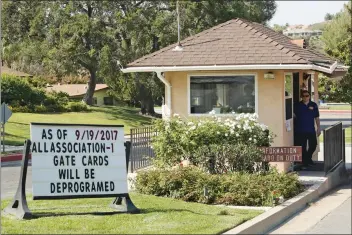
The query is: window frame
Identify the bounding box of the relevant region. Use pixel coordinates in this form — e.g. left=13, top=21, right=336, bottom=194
left=187, top=73, right=258, bottom=116
left=284, top=72, right=293, bottom=122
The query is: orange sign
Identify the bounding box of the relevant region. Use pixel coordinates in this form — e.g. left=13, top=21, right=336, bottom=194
left=260, top=146, right=302, bottom=162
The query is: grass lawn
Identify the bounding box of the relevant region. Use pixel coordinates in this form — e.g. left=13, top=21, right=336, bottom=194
left=322, top=105, right=352, bottom=110
left=3, top=106, right=154, bottom=146
left=1, top=193, right=262, bottom=234
left=319, top=126, right=351, bottom=144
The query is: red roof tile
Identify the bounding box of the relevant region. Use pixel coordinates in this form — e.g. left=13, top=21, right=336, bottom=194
left=46, top=84, right=108, bottom=97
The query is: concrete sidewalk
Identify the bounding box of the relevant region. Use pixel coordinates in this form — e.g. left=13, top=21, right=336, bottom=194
left=269, top=182, right=352, bottom=234
left=1, top=145, right=23, bottom=152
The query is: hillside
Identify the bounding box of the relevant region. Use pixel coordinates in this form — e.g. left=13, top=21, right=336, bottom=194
left=307, top=21, right=329, bottom=31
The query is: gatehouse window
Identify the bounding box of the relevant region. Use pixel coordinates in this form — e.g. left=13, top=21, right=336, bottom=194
left=189, top=75, right=256, bottom=114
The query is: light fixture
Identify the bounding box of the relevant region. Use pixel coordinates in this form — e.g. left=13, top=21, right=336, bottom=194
left=264, top=72, right=275, bottom=80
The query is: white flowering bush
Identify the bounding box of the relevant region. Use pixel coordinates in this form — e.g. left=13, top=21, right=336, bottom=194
left=151, top=113, right=274, bottom=173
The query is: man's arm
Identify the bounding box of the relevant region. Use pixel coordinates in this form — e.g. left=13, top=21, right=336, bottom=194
left=315, top=103, right=321, bottom=136
left=315, top=117, right=321, bottom=137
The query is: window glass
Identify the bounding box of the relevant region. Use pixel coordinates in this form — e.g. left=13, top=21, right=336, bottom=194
left=285, top=73, right=293, bottom=120
left=190, top=76, right=255, bottom=114
left=103, top=97, right=113, bottom=105
left=285, top=74, right=292, bottom=97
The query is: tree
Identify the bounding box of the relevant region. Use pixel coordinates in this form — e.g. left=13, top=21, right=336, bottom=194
left=308, top=36, right=325, bottom=54
left=2, top=0, right=277, bottom=113
left=272, top=23, right=288, bottom=33
left=322, top=2, right=351, bottom=65
left=2, top=1, right=120, bottom=105
left=321, top=2, right=352, bottom=104
left=1, top=1, right=48, bottom=73
left=324, top=13, right=334, bottom=21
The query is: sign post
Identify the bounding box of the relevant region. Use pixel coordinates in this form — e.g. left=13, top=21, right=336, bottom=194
left=3, top=140, right=32, bottom=219
left=1, top=103, right=13, bottom=152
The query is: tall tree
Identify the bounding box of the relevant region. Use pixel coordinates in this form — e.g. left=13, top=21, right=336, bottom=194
left=321, top=2, right=352, bottom=104
left=42, top=1, right=121, bottom=104
left=324, top=13, right=334, bottom=21
left=322, top=2, right=351, bottom=65
left=2, top=0, right=277, bottom=112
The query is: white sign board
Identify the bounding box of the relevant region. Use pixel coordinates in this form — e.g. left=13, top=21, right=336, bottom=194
left=30, top=123, right=128, bottom=199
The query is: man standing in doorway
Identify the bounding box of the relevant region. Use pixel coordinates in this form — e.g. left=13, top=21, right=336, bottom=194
left=294, top=90, right=321, bottom=169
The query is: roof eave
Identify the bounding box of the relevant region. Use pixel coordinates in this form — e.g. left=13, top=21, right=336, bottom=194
left=121, top=63, right=340, bottom=74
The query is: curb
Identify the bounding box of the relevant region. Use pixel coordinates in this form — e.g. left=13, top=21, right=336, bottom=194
left=320, top=110, right=351, bottom=113
left=222, top=162, right=348, bottom=235
left=1, top=154, right=30, bottom=162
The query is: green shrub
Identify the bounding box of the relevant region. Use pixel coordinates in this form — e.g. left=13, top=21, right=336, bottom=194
left=33, top=105, right=48, bottom=113
left=135, top=167, right=304, bottom=207
left=10, top=105, right=32, bottom=113
left=66, top=102, right=89, bottom=112
left=151, top=113, right=274, bottom=171
left=193, top=143, right=266, bottom=174
left=44, top=91, right=70, bottom=107
left=1, top=74, right=37, bottom=106
left=2, top=74, right=70, bottom=113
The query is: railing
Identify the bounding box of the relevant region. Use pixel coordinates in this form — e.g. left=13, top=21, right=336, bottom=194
left=129, top=126, right=157, bottom=172
left=323, top=122, right=345, bottom=175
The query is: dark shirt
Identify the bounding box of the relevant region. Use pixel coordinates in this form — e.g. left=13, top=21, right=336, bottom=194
left=294, top=101, right=319, bottom=133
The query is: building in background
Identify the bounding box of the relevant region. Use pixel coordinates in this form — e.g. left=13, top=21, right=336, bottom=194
left=46, top=84, right=118, bottom=106
left=283, top=29, right=323, bottom=38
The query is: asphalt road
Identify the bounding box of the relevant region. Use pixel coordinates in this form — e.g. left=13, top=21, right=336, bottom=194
left=320, top=111, right=351, bottom=130
left=1, top=161, right=33, bottom=199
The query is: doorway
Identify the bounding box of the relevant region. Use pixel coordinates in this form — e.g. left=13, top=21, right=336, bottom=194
left=293, top=72, right=300, bottom=145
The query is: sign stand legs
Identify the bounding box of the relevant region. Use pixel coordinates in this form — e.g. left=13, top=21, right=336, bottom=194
left=3, top=140, right=32, bottom=219
left=110, top=141, right=140, bottom=213
left=110, top=194, right=140, bottom=213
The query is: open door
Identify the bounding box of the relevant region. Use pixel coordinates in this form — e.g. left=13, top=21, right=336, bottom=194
left=293, top=72, right=300, bottom=146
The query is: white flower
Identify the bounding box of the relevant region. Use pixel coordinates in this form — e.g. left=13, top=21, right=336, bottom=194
left=188, top=122, right=194, bottom=126
left=236, top=133, right=239, bottom=137
left=225, top=133, right=228, bottom=137
left=260, top=124, right=268, bottom=131
left=173, top=113, right=180, bottom=118
left=230, top=129, right=234, bottom=134
left=253, top=139, right=257, bottom=143
left=217, top=131, right=220, bottom=135
left=189, top=126, right=196, bottom=131
left=249, top=137, right=252, bottom=141
left=237, top=125, right=241, bottom=129
left=209, top=110, right=216, bottom=115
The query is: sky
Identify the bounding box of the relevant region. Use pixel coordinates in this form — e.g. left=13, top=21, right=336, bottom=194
left=269, top=1, right=349, bottom=26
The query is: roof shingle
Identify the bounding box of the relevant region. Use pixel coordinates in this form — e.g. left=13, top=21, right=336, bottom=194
left=127, top=18, right=334, bottom=68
